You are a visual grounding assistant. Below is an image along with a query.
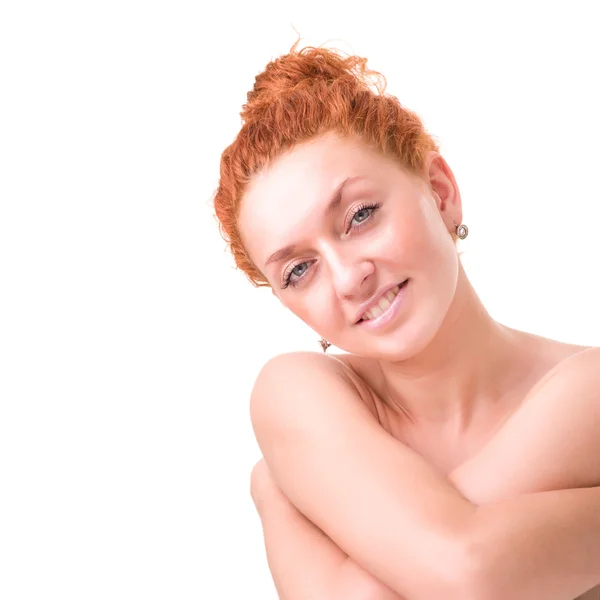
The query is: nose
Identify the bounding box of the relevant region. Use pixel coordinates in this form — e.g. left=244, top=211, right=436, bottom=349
left=327, top=250, right=375, bottom=299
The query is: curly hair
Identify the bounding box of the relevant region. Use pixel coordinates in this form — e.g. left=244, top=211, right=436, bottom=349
left=213, top=40, right=443, bottom=288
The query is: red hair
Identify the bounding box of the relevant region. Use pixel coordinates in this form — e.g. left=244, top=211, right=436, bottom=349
left=213, top=41, right=442, bottom=288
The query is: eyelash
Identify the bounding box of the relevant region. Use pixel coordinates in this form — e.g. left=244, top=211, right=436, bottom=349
left=282, top=202, right=381, bottom=289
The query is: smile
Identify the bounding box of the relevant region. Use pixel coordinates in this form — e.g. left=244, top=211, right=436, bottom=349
left=357, top=279, right=409, bottom=329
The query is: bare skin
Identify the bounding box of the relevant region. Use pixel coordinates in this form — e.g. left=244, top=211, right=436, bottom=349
left=333, top=334, right=600, bottom=599
left=239, top=132, right=600, bottom=598
left=333, top=329, right=589, bottom=479
left=252, top=338, right=600, bottom=599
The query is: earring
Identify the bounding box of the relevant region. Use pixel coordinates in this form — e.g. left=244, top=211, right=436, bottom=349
left=318, top=338, right=332, bottom=353
left=455, top=222, right=469, bottom=239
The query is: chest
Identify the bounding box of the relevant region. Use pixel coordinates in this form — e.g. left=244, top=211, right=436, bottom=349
left=336, top=356, right=539, bottom=475
left=376, top=399, right=519, bottom=476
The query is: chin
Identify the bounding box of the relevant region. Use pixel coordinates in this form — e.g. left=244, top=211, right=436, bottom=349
left=352, top=316, right=442, bottom=361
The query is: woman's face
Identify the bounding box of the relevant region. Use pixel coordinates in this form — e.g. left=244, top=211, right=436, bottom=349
left=238, top=132, right=464, bottom=360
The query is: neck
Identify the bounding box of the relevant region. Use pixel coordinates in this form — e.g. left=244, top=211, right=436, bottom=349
left=378, top=262, right=518, bottom=426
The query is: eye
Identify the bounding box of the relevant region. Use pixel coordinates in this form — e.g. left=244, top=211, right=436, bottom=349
left=345, top=202, right=381, bottom=233
left=282, top=260, right=313, bottom=289
left=281, top=202, right=381, bottom=289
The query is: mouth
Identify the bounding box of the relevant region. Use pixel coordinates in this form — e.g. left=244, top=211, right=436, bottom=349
left=356, top=279, right=409, bottom=326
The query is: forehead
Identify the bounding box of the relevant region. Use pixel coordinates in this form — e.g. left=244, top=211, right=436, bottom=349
left=238, top=134, right=389, bottom=272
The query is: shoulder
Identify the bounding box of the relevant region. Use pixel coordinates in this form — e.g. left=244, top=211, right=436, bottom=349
left=249, top=352, right=388, bottom=470
left=250, top=351, right=380, bottom=429
left=528, top=345, right=600, bottom=399
left=251, top=351, right=382, bottom=422
left=254, top=351, right=360, bottom=389
left=498, top=330, right=596, bottom=405
left=328, top=352, right=384, bottom=423
left=518, top=344, right=600, bottom=439
left=450, top=345, right=600, bottom=502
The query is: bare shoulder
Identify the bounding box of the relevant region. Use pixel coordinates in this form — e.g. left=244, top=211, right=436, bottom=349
left=268, top=350, right=384, bottom=423
left=517, top=337, right=600, bottom=400
left=250, top=351, right=381, bottom=427
left=256, top=350, right=371, bottom=395
left=538, top=344, right=600, bottom=381
left=329, top=352, right=389, bottom=424
left=451, top=343, right=600, bottom=502
left=527, top=344, right=600, bottom=413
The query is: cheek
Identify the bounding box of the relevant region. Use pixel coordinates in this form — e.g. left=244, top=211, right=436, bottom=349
left=375, top=213, right=428, bottom=267
left=404, top=203, right=452, bottom=260
left=289, top=295, right=328, bottom=328
left=294, top=289, right=346, bottom=333
left=378, top=208, right=456, bottom=286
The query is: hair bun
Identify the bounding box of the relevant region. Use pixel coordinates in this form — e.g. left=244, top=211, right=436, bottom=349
left=241, top=44, right=385, bottom=125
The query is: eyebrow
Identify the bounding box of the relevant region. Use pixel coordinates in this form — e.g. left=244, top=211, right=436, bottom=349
left=264, top=176, right=357, bottom=268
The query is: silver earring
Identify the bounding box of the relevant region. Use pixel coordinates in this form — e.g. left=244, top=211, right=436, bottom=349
left=318, top=338, right=332, bottom=353
left=455, top=222, right=469, bottom=239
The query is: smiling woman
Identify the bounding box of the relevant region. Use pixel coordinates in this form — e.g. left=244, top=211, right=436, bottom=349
left=236, top=132, right=467, bottom=360
left=212, top=40, right=600, bottom=600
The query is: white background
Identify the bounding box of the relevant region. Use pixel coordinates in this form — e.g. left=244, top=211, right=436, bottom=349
left=1, top=1, right=599, bottom=598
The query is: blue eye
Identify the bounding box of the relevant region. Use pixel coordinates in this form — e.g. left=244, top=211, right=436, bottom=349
left=349, top=207, right=372, bottom=229
left=281, top=202, right=381, bottom=289
left=344, top=202, right=380, bottom=233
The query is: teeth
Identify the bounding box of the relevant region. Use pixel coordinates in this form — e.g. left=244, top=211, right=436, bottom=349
left=362, top=284, right=401, bottom=321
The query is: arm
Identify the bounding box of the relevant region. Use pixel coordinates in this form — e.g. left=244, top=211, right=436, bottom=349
left=446, top=346, right=600, bottom=599
left=250, top=458, right=348, bottom=600
left=250, top=351, right=600, bottom=600
left=250, top=351, right=478, bottom=599
left=466, top=486, right=600, bottom=600
left=251, top=458, right=403, bottom=600
left=253, top=478, right=600, bottom=600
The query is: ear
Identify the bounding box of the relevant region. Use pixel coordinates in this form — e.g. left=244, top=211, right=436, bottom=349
left=423, top=151, right=463, bottom=230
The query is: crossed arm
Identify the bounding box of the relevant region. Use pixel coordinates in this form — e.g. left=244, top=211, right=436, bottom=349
left=250, top=349, right=600, bottom=600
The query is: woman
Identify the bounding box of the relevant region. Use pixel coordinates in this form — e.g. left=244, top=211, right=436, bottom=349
left=213, top=42, right=600, bottom=599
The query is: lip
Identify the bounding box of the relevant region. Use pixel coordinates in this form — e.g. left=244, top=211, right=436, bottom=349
left=356, top=280, right=408, bottom=329
left=354, top=281, right=405, bottom=324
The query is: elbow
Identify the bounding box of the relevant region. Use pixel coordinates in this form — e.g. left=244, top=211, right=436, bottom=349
left=428, top=535, right=496, bottom=600
left=454, top=546, right=502, bottom=600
